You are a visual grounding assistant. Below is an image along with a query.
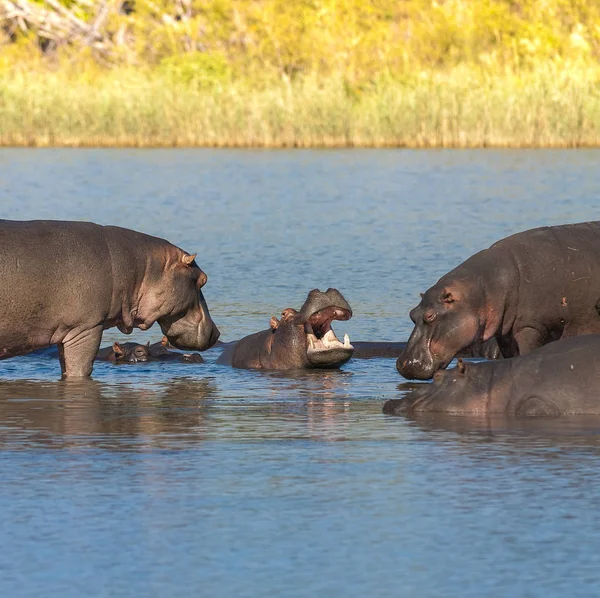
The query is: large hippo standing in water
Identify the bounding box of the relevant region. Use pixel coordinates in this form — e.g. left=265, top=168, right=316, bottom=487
left=217, top=288, right=354, bottom=369
left=385, top=334, right=600, bottom=416
left=397, top=221, right=600, bottom=380
left=0, top=220, right=219, bottom=378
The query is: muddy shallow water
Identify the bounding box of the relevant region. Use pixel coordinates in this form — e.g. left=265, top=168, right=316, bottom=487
left=1, top=149, right=600, bottom=597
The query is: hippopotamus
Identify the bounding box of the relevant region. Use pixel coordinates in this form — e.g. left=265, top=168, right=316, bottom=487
left=32, top=338, right=205, bottom=364
left=385, top=334, right=600, bottom=416
left=397, top=221, right=600, bottom=380
left=98, top=342, right=151, bottom=363
left=217, top=288, right=353, bottom=369
left=0, top=220, right=219, bottom=378
left=146, top=337, right=205, bottom=363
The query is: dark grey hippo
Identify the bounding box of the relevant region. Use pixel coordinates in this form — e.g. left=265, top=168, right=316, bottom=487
left=97, top=341, right=152, bottom=363
left=398, top=221, right=600, bottom=380
left=0, top=220, right=219, bottom=378
left=386, top=334, right=600, bottom=416
left=217, top=288, right=353, bottom=370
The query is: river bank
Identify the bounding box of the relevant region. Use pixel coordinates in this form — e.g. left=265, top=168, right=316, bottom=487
left=2, top=63, right=599, bottom=148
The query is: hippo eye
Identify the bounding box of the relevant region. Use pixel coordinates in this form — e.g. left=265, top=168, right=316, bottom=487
left=424, top=311, right=437, bottom=324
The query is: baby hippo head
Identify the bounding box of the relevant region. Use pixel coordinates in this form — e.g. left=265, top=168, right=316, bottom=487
left=111, top=341, right=151, bottom=363
left=268, top=288, right=354, bottom=369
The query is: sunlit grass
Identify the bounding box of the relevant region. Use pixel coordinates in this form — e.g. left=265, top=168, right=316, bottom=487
left=1, top=63, right=599, bottom=147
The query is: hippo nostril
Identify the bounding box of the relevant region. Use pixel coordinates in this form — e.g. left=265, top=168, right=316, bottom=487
left=424, top=310, right=437, bottom=324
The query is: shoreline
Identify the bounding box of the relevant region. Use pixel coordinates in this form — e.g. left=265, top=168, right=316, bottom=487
left=1, top=141, right=599, bottom=149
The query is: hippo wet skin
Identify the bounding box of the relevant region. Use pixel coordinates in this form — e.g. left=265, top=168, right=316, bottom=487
left=34, top=339, right=204, bottom=364
left=398, top=221, right=600, bottom=380
left=217, top=288, right=354, bottom=369
left=0, top=220, right=219, bottom=378
left=385, top=335, right=600, bottom=416
left=97, top=342, right=152, bottom=363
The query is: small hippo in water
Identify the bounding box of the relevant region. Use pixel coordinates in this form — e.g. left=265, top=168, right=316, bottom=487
left=102, top=338, right=204, bottom=364
left=0, top=220, right=219, bottom=378
left=385, top=334, right=600, bottom=416
left=97, top=342, right=152, bottom=363
left=32, top=338, right=205, bottom=364
left=217, top=288, right=354, bottom=369
left=147, top=337, right=204, bottom=363
left=398, top=221, right=600, bottom=380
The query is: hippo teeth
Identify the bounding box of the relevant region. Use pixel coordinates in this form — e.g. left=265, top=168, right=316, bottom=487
left=344, top=334, right=350, bottom=348
left=322, top=329, right=338, bottom=347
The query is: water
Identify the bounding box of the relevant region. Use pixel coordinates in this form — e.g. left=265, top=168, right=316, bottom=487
left=0, top=148, right=600, bottom=597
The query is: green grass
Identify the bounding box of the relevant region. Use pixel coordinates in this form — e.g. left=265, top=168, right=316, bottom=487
left=1, top=63, right=600, bottom=148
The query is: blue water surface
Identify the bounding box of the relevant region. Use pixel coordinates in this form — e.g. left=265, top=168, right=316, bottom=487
left=0, top=149, right=599, bottom=597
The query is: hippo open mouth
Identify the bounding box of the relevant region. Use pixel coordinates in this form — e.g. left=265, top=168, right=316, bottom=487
left=304, top=305, right=354, bottom=366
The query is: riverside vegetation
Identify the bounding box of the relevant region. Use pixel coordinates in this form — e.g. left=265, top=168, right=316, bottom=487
left=1, top=0, right=600, bottom=147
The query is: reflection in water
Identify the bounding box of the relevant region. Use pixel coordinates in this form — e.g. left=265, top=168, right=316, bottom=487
left=393, top=411, right=600, bottom=451
left=0, top=378, right=217, bottom=450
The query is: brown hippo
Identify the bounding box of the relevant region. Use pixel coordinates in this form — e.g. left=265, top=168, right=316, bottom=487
left=397, top=221, right=600, bottom=380
left=98, top=342, right=151, bottom=363
left=146, top=337, right=205, bottom=363
left=33, top=338, right=204, bottom=364
left=217, top=288, right=353, bottom=369
left=385, top=334, right=600, bottom=416
left=0, top=220, right=219, bottom=378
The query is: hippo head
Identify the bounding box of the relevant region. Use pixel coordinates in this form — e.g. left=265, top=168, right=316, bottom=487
left=385, top=359, right=490, bottom=415
left=267, top=288, right=354, bottom=369
left=112, top=341, right=151, bottom=363
left=154, top=253, right=220, bottom=352
left=397, top=279, right=484, bottom=380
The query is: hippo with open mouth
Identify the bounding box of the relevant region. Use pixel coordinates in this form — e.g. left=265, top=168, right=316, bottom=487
left=217, top=288, right=354, bottom=369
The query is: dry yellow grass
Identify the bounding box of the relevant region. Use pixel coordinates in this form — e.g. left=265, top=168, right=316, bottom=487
left=1, top=0, right=599, bottom=147
left=1, top=63, right=599, bottom=148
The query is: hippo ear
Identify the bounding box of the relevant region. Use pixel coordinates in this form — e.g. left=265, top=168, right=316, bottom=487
left=146, top=341, right=150, bottom=348
left=281, top=308, right=297, bottom=321
left=457, top=358, right=468, bottom=374
left=196, top=270, right=208, bottom=289
left=270, top=316, right=279, bottom=331
left=112, top=342, right=124, bottom=357
left=420, top=292, right=424, bottom=299
left=181, top=253, right=197, bottom=266
left=441, top=290, right=455, bottom=304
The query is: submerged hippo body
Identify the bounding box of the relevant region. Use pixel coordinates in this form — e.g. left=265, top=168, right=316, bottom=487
left=398, top=221, right=600, bottom=380
left=33, top=339, right=204, bottom=364
left=146, top=338, right=205, bottom=363
left=100, top=340, right=203, bottom=363
left=385, top=334, right=600, bottom=416
left=0, top=220, right=219, bottom=378
left=217, top=289, right=354, bottom=370
left=97, top=342, right=152, bottom=363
